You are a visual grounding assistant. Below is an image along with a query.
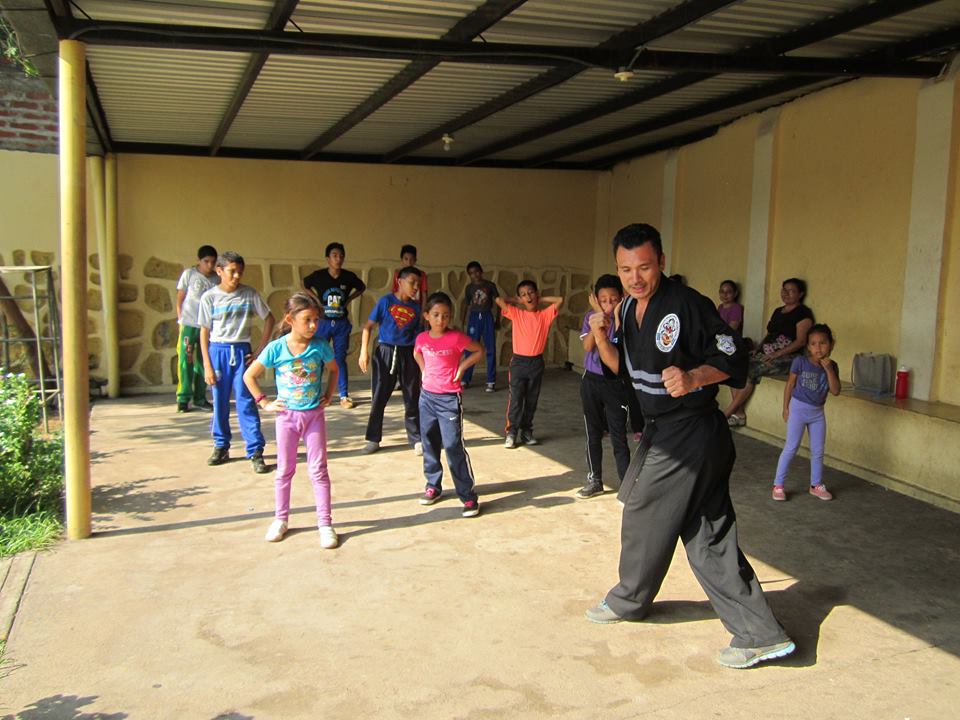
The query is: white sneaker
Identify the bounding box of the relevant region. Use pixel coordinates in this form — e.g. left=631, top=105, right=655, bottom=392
left=414, top=441, right=423, bottom=456
left=264, top=519, right=288, bottom=542
left=485, top=383, right=495, bottom=393
left=319, top=525, right=339, bottom=549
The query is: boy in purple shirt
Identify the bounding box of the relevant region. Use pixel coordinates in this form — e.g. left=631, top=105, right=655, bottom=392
left=577, top=274, right=632, bottom=499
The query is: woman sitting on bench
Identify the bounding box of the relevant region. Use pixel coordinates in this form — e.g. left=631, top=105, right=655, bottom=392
left=724, top=277, right=814, bottom=427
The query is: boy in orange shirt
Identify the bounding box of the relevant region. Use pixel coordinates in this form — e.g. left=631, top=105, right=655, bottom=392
left=495, top=281, right=563, bottom=448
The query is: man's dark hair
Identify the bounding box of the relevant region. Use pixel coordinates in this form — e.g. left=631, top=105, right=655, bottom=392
left=197, top=245, right=217, bottom=260
left=397, top=266, right=420, bottom=281
left=400, top=244, right=417, bottom=259
left=517, top=279, right=538, bottom=294
left=594, top=274, right=623, bottom=294
left=325, top=242, right=345, bottom=257
left=217, top=251, right=244, bottom=269
left=612, top=223, right=663, bottom=258
left=466, top=261, right=482, bottom=273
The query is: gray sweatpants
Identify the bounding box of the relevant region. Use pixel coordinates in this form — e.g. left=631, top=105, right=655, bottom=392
left=605, top=408, right=789, bottom=649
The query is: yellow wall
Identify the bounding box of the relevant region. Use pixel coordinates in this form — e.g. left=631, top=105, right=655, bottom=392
left=934, top=73, right=960, bottom=406
left=0, top=150, right=60, bottom=263
left=770, top=79, right=920, bottom=373
left=592, top=151, right=665, bottom=281
left=673, top=116, right=757, bottom=303
left=117, top=155, right=598, bottom=268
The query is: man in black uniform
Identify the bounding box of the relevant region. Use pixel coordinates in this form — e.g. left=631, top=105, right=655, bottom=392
left=585, top=223, right=794, bottom=669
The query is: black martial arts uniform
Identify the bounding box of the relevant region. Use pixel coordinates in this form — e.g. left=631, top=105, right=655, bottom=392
left=606, top=275, right=789, bottom=649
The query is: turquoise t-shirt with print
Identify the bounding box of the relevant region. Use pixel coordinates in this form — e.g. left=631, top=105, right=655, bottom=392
left=257, top=336, right=334, bottom=411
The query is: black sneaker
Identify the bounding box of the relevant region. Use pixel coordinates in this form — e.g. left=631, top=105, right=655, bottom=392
left=576, top=480, right=604, bottom=499
left=194, top=400, right=214, bottom=412
left=250, top=451, right=269, bottom=474
left=520, top=430, right=538, bottom=446
left=462, top=500, right=480, bottom=518
left=207, top=446, right=229, bottom=466
left=177, top=402, right=189, bottom=413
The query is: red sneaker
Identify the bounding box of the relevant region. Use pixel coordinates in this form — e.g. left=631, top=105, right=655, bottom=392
left=809, top=484, right=834, bottom=501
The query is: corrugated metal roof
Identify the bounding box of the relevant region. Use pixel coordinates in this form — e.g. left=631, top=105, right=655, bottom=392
left=223, top=55, right=409, bottom=149
left=87, top=46, right=249, bottom=145
left=325, top=62, right=546, bottom=154
left=79, top=0, right=275, bottom=30
left=292, top=0, right=486, bottom=39
left=28, top=0, right=958, bottom=166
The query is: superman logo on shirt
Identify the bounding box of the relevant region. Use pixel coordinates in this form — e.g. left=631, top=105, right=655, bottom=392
left=389, top=304, right=417, bottom=329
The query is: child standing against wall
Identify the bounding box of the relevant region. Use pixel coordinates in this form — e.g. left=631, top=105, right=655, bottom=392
left=244, top=292, right=341, bottom=548
left=303, top=242, right=367, bottom=409
left=577, top=274, right=631, bottom=499
left=772, top=323, right=840, bottom=502
left=175, top=245, right=218, bottom=412
left=392, top=244, right=429, bottom=309
left=495, top=281, right=563, bottom=448
left=199, top=251, right=275, bottom=473
left=414, top=292, right=484, bottom=517
left=460, top=260, right=500, bottom=392
left=359, top=266, right=423, bottom=454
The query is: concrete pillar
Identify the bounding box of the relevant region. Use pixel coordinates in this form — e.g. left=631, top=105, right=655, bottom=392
left=898, top=67, right=957, bottom=400
left=59, top=39, right=90, bottom=540
left=744, top=107, right=781, bottom=341
left=660, top=149, right=679, bottom=273
left=104, top=154, right=120, bottom=398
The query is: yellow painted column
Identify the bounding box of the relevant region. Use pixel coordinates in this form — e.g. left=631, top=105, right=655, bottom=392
left=104, top=154, right=120, bottom=398
left=59, top=39, right=91, bottom=539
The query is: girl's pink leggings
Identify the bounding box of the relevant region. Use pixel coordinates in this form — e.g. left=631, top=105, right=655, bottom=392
left=274, top=407, right=332, bottom=526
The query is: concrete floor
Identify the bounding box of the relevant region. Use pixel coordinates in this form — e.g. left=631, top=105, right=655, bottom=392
left=2, top=369, right=959, bottom=719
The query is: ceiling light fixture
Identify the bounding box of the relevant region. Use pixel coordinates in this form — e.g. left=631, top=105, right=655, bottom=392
left=614, top=46, right=645, bottom=82
left=442, top=133, right=454, bottom=151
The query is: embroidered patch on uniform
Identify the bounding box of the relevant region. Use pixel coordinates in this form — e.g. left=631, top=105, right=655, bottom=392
left=716, top=333, right=736, bottom=356
left=655, top=313, right=680, bottom=353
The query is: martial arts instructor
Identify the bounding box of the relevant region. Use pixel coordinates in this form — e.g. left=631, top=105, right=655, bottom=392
left=585, top=223, right=795, bottom=669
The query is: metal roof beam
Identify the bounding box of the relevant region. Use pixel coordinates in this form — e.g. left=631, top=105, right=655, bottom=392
left=458, top=0, right=942, bottom=165
left=535, top=24, right=960, bottom=168
left=301, top=0, right=529, bottom=160
left=383, top=0, right=739, bottom=162
left=209, top=0, right=300, bottom=156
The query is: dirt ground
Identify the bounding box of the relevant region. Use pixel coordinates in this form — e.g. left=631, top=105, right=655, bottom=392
left=2, top=369, right=959, bottom=719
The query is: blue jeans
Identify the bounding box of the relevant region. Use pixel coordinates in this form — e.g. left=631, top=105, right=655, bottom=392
left=315, top=318, right=351, bottom=398
left=774, top=397, right=826, bottom=487
left=419, top=390, right=477, bottom=503
left=209, top=342, right=264, bottom=457
left=462, top=310, right=496, bottom=385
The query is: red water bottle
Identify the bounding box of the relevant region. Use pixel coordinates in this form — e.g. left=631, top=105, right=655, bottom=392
left=895, top=366, right=909, bottom=400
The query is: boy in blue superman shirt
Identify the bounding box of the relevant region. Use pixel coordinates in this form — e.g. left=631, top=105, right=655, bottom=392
left=358, top=266, right=422, bottom=454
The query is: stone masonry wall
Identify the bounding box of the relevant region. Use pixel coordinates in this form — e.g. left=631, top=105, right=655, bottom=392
left=2, top=248, right=594, bottom=392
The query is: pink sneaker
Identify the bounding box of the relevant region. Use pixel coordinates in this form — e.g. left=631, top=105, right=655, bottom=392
left=809, top=484, right=833, bottom=501
left=771, top=486, right=786, bottom=502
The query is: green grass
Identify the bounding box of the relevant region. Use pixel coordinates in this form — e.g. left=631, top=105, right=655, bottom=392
left=0, top=511, right=62, bottom=558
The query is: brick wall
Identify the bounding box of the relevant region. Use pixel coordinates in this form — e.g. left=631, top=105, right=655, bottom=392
left=0, top=58, right=57, bottom=154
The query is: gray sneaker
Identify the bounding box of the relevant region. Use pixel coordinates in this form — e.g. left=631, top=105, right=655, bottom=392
left=361, top=441, right=380, bottom=454
left=504, top=434, right=517, bottom=449
left=520, top=430, right=538, bottom=446
left=584, top=600, right=622, bottom=624
left=717, top=640, right=796, bottom=669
